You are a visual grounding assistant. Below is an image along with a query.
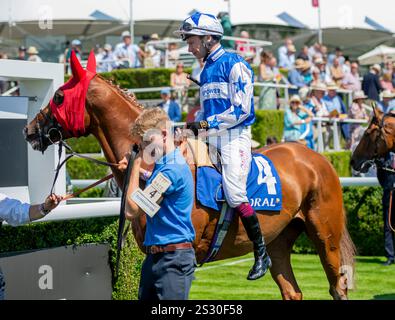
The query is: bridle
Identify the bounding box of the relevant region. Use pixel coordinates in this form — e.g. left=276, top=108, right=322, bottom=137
left=367, top=112, right=395, bottom=173
left=36, top=108, right=63, bottom=154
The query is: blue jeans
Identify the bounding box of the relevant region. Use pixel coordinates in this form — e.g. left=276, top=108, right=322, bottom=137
left=138, top=248, right=196, bottom=300
left=0, top=267, right=5, bottom=300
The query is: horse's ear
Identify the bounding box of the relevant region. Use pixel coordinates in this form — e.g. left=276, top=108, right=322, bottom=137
left=373, top=103, right=383, bottom=120
left=70, top=50, right=85, bottom=80
left=86, top=50, right=97, bottom=74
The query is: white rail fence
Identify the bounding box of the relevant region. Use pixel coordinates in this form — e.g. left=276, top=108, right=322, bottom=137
left=1, top=177, right=379, bottom=226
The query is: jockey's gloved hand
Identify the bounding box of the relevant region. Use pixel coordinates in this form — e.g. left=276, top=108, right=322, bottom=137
left=186, top=121, right=209, bottom=136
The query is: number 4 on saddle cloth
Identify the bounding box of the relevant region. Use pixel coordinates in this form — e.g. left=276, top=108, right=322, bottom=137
left=196, top=154, right=283, bottom=212
left=196, top=153, right=283, bottom=265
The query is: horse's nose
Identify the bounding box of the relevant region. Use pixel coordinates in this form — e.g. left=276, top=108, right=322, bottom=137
left=350, top=158, right=355, bottom=168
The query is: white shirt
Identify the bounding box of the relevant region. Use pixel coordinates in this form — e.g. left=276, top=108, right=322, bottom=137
left=0, top=193, right=30, bottom=227
left=114, top=42, right=141, bottom=68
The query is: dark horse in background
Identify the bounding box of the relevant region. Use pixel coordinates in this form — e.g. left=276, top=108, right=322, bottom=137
left=351, top=107, right=395, bottom=173
left=24, top=51, right=355, bottom=300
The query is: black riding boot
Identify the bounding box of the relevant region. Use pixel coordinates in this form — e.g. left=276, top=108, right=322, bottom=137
left=241, top=213, right=272, bottom=280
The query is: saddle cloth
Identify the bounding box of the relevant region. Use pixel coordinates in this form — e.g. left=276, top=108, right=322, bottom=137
left=196, top=153, right=282, bottom=212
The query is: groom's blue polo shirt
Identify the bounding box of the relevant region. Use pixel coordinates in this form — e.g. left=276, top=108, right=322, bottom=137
left=144, top=148, right=195, bottom=246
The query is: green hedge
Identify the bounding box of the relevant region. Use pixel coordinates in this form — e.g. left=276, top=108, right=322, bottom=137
left=294, top=186, right=384, bottom=256
left=66, top=157, right=109, bottom=180
left=100, top=67, right=194, bottom=100
left=323, top=151, right=352, bottom=177
left=252, top=110, right=285, bottom=146
left=67, top=135, right=101, bottom=154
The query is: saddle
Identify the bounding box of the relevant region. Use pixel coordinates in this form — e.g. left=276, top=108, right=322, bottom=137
left=178, top=138, right=283, bottom=212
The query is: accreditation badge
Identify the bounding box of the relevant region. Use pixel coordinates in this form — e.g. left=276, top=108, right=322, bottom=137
left=130, top=172, right=172, bottom=218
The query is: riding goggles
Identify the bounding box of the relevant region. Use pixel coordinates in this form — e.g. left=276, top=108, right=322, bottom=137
left=178, top=22, right=222, bottom=40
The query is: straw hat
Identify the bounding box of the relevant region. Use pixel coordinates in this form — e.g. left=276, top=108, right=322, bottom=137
left=295, top=59, right=306, bottom=69
left=311, top=82, right=327, bottom=92
left=150, top=33, right=159, bottom=40
left=371, top=64, right=381, bottom=73
left=289, top=95, right=302, bottom=104
left=314, top=57, right=325, bottom=65
left=288, top=44, right=296, bottom=53
left=298, top=87, right=311, bottom=100
left=352, top=90, right=367, bottom=101
left=27, top=46, right=39, bottom=55
left=326, top=82, right=339, bottom=91
left=302, top=60, right=311, bottom=71
left=381, top=90, right=395, bottom=99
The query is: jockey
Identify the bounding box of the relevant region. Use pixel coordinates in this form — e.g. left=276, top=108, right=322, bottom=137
left=174, top=12, right=271, bottom=280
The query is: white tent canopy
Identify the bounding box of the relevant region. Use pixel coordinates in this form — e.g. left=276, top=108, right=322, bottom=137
left=2, top=0, right=395, bottom=32
left=358, top=45, right=395, bottom=65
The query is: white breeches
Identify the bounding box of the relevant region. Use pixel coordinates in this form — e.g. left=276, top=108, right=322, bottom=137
left=207, top=127, right=252, bottom=208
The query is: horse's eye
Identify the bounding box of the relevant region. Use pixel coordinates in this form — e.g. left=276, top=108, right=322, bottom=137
left=53, top=91, right=64, bottom=105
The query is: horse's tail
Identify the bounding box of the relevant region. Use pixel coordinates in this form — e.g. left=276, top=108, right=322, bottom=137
left=340, top=208, right=357, bottom=290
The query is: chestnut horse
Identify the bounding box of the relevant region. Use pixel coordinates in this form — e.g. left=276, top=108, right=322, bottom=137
left=24, top=55, right=355, bottom=300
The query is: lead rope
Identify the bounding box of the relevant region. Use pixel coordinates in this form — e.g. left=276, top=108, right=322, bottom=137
left=389, top=190, right=395, bottom=233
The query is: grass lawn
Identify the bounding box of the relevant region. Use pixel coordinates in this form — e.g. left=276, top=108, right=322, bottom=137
left=190, top=254, right=395, bottom=300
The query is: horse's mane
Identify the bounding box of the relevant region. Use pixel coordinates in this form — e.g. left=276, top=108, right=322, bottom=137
left=98, top=74, right=144, bottom=110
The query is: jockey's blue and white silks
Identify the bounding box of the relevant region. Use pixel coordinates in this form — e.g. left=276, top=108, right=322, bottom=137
left=197, top=46, right=256, bottom=133
left=196, top=154, right=282, bottom=212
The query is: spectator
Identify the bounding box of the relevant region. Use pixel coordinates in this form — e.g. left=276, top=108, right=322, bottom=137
left=299, top=87, right=315, bottom=150
left=383, top=61, right=395, bottom=87
left=302, top=61, right=313, bottom=85
left=26, top=46, right=42, bottom=62
left=64, top=39, right=82, bottom=74
left=158, top=88, right=181, bottom=122
left=144, top=33, right=162, bottom=68
left=114, top=31, right=144, bottom=69
left=217, top=12, right=234, bottom=49
left=362, top=64, right=383, bottom=102
left=278, top=38, right=293, bottom=64
left=166, top=42, right=180, bottom=68
left=279, top=44, right=296, bottom=70
left=297, top=46, right=310, bottom=61
left=283, top=95, right=313, bottom=143
left=170, top=62, right=190, bottom=112
left=348, top=90, right=369, bottom=147
left=342, top=62, right=361, bottom=91
left=315, top=57, right=332, bottom=83
left=288, top=59, right=308, bottom=95
left=328, top=47, right=345, bottom=66
left=96, top=44, right=117, bottom=73
left=378, top=90, right=395, bottom=113
left=16, top=46, right=26, bottom=60
left=235, top=31, right=256, bottom=62
left=308, top=42, right=322, bottom=61
left=320, top=45, right=328, bottom=60
left=324, top=82, right=350, bottom=142
left=342, top=58, right=351, bottom=75
left=330, top=57, right=345, bottom=87
left=311, top=66, right=321, bottom=86
left=381, top=73, right=394, bottom=92
left=324, top=82, right=347, bottom=116
left=258, top=51, right=277, bottom=110
left=311, top=82, right=329, bottom=117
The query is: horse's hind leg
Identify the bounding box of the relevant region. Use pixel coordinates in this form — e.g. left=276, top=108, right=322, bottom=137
left=268, top=218, right=305, bottom=300
left=304, top=204, right=348, bottom=300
